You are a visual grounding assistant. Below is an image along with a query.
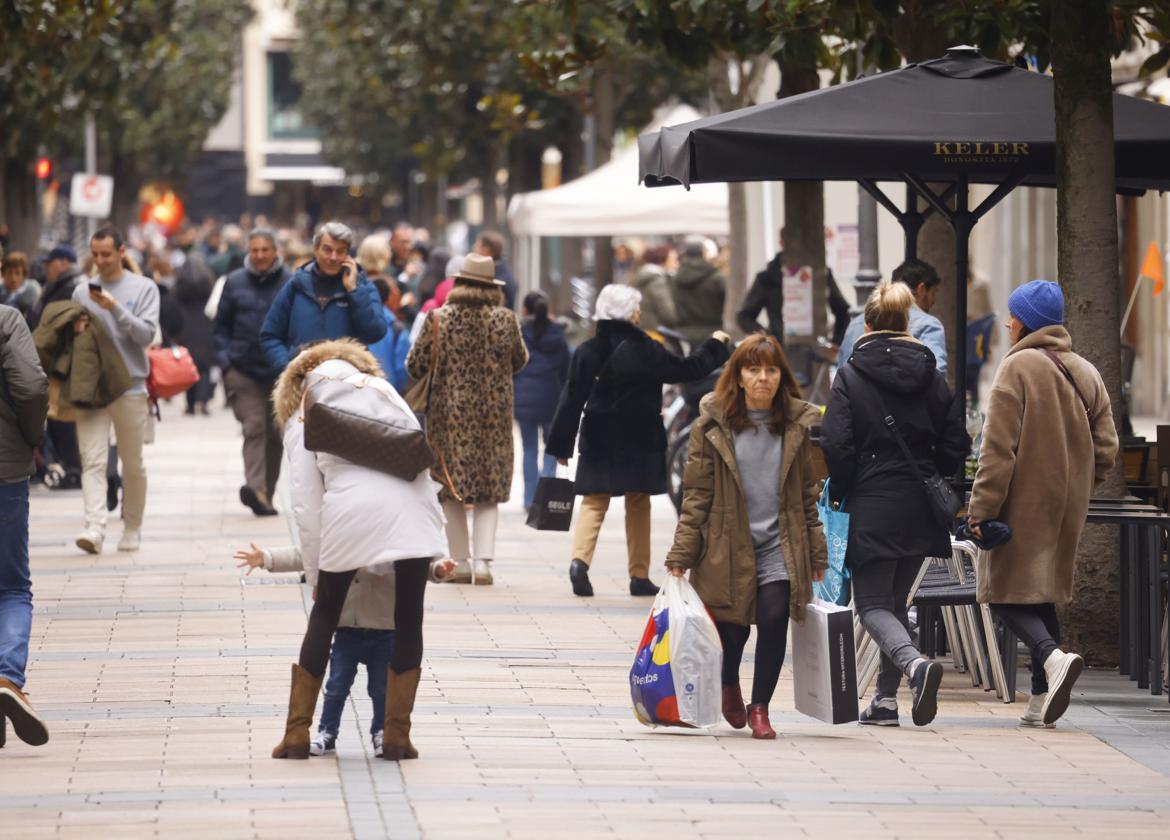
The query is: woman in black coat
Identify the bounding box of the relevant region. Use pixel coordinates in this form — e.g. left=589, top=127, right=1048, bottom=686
left=821, top=281, right=968, bottom=728
left=547, top=283, right=731, bottom=598
left=173, top=253, right=218, bottom=415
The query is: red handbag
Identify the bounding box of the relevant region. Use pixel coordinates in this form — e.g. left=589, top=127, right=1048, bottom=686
left=147, top=344, right=200, bottom=400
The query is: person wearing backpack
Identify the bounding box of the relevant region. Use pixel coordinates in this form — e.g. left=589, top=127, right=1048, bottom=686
left=821, top=280, right=969, bottom=728
left=968, top=280, right=1118, bottom=728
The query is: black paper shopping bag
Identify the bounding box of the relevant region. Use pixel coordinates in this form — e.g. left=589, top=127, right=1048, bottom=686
left=526, top=477, right=576, bottom=531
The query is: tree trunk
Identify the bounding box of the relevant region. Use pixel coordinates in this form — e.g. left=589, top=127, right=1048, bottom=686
left=1051, top=0, right=1126, bottom=665
left=726, top=181, right=749, bottom=334
left=2, top=157, right=41, bottom=253
left=592, top=64, right=615, bottom=288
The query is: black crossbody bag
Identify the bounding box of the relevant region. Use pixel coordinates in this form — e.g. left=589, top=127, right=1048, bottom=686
left=855, top=373, right=962, bottom=529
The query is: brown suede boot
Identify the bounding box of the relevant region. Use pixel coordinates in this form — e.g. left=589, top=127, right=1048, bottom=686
left=0, top=678, right=49, bottom=746
left=382, top=667, right=422, bottom=761
left=271, top=664, right=322, bottom=759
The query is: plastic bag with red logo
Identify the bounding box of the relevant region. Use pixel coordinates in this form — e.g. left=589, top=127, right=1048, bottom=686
left=629, top=575, right=722, bottom=728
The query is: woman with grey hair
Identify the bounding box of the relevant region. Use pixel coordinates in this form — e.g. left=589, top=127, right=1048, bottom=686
left=547, top=283, right=732, bottom=598
left=260, top=220, right=388, bottom=373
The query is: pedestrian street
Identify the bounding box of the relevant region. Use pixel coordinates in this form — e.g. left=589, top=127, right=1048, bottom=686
left=7, top=404, right=1170, bottom=839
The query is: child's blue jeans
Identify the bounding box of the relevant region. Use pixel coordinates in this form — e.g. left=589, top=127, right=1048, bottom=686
left=318, top=627, right=396, bottom=736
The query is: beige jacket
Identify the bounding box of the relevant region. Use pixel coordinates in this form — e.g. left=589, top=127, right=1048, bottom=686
left=666, top=393, right=828, bottom=626
left=264, top=548, right=449, bottom=631
left=969, top=326, right=1119, bottom=604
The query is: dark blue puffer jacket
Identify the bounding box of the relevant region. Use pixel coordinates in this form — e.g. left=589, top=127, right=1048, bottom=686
left=213, top=258, right=290, bottom=381
left=514, top=319, right=570, bottom=423
left=260, top=261, right=388, bottom=373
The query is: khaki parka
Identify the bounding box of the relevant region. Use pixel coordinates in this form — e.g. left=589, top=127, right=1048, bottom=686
left=666, top=392, right=828, bottom=626
left=33, top=301, right=132, bottom=409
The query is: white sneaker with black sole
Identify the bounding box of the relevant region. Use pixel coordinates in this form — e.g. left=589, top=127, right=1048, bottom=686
left=309, top=730, right=336, bottom=756
left=858, top=696, right=900, bottom=726
left=1041, top=649, right=1084, bottom=725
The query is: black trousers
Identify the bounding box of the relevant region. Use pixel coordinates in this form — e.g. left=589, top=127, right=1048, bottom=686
left=716, top=581, right=791, bottom=707
left=992, top=603, right=1060, bottom=695
left=298, top=558, right=430, bottom=679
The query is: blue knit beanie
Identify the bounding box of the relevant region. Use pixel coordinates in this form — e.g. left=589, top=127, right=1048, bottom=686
left=1008, top=280, right=1064, bottom=332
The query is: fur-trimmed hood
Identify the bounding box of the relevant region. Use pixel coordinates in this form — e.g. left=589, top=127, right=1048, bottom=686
left=445, top=282, right=503, bottom=307
left=272, top=338, right=384, bottom=426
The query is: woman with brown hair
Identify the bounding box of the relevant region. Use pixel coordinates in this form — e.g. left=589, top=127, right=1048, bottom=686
left=664, top=334, right=828, bottom=739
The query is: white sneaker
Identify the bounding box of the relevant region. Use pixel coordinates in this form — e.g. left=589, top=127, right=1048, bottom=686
left=75, top=530, right=103, bottom=555
left=372, top=729, right=383, bottom=758
left=309, top=730, right=336, bottom=756
left=1019, top=693, right=1054, bottom=728
left=451, top=559, right=473, bottom=584
left=472, top=559, right=493, bottom=586
left=117, top=530, right=141, bottom=552
left=1041, top=649, right=1084, bottom=725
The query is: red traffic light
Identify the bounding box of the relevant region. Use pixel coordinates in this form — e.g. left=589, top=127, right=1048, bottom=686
left=36, top=157, right=52, bottom=179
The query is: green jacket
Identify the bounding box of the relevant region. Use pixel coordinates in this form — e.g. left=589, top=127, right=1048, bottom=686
left=670, top=257, right=726, bottom=347
left=34, top=301, right=133, bottom=409
left=626, top=264, right=676, bottom=333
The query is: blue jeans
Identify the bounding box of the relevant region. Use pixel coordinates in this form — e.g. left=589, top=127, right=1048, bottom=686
left=317, top=627, right=396, bottom=737
left=518, top=419, right=556, bottom=509
left=0, top=480, right=32, bottom=688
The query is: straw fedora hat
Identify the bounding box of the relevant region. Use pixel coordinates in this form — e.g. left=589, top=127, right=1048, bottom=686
left=454, top=252, right=504, bottom=286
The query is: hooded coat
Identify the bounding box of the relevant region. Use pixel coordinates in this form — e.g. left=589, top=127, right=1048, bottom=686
left=968, top=326, right=1118, bottom=604
left=670, top=257, right=726, bottom=348
left=513, top=318, right=570, bottom=424
left=626, top=264, right=676, bottom=334
left=546, top=319, right=730, bottom=496
left=820, top=331, right=969, bottom=566
left=665, top=393, right=828, bottom=626
left=33, top=301, right=133, bottom=409
left=405, top=283, right=528, bottom=503
left=273, top=339, right=447, bottom=585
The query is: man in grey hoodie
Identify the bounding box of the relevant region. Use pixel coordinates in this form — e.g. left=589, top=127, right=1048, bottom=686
left=71, top=226, right=159, bottom=555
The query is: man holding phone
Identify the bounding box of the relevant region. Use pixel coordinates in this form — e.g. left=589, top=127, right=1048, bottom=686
left=71, top=226, right=159, bottom=554
left=260, top=221, right=387, bottom=373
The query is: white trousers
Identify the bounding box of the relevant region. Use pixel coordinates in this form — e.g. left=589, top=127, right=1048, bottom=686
left=75, top=393, right=149, bottom=533
left=442, top=500, right=499, bottom=561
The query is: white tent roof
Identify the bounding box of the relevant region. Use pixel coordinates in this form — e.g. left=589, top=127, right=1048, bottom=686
left=507, top=105, right=729, bottom=237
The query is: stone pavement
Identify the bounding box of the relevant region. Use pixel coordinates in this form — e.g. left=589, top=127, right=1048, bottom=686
left=6, top=404, right=1170, bottom=839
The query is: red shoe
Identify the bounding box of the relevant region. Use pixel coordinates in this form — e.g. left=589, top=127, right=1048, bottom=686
left=722, top=684, right=747, bottom=729
left=747, top=704, right=776, bottom=740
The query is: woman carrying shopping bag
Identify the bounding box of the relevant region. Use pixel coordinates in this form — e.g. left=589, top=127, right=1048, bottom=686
left=820, top=281, right=969, bottom=728
left=406, top=253, right=528, bottom=586
left=968, top=280, right=1118, bottom=728
left=663, top=334, right=828, bottom=739
left=270, top=339, right=447, bottom=761
left=514, top=290, right=570, bottom=512
left=547, top=284, right=731, bottom=598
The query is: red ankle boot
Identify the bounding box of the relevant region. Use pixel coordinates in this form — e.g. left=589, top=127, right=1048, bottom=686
left=747, top=704, right=776, bottom=740
left=722, top=684, right=747, bottom=729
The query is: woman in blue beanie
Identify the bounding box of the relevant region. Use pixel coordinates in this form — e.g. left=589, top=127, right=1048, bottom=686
left=968, top=280, right=1118, bottom=727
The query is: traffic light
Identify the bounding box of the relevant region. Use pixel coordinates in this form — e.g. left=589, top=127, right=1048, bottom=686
left=35, top=157, right=51, bottom=180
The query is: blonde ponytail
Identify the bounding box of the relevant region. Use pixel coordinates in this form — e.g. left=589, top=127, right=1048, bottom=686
left=864, top=280, right=913, bottom=333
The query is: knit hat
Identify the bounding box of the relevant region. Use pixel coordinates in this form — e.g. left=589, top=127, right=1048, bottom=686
left=1008, top=280, right=1063, bottom=332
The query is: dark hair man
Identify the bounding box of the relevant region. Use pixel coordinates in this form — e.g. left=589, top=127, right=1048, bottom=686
left=474, top=231, right=517, bottom=309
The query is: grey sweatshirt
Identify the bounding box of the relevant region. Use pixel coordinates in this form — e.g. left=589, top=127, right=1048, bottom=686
left=733, top=408, right=787, bottom=585
left=73, top=271, right=160, bottom=392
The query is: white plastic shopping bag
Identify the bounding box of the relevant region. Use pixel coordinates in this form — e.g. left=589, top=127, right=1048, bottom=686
left=629, top=575, right=723, bottom=728
left=791, top=599, right=859, bottom=724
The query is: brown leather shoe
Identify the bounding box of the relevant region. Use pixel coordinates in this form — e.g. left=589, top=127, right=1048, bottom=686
left=722, top=684, right=747, bottom=729
left=271, top=664, right=322, bottom=759
left=0, top=678, right=49, bottom=746
left=383, top=667, right=422, bottom=761
left=747, top=703, right=776, bottom=740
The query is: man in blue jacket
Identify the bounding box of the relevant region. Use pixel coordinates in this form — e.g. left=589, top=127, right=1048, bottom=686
left=260, top=221, right=388, bottom=375
left=215, top=228, right=290, bottom=516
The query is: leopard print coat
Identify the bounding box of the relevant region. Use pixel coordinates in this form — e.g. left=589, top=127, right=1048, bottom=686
left=406, top=283, right=528, bottom=503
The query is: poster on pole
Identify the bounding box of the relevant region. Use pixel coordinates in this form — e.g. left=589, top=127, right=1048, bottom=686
left=827, top=223, right=859, bottom=281
left=783, top=265, right=815, bottom=336
left=70, top=174, right=114, bottom=219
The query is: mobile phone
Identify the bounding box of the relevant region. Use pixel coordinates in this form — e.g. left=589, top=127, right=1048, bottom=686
left=88, top=282, right=102, bottom=293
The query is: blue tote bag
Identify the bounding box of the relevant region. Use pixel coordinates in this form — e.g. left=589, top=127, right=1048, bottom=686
left=813, top=479, right=851, bottom=605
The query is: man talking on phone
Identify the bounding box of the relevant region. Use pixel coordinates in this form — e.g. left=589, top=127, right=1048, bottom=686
left=72, top=226, right=160, bottom=555
left=259, top=221, right=387, bottom=374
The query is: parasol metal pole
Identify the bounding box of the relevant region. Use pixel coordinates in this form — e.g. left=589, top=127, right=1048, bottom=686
left=904, top=187, right=921, bottom=260
left=953, top=173, right=972, bottom=410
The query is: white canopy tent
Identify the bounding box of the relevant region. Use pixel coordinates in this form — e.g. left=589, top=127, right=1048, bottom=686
left=507, top=105, right=729, bottom=299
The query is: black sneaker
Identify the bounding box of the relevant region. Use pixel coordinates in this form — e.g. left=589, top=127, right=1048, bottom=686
left=569, top=559, right=594, bottom=597
left=909, top=660, right=943, bottom=727
left=858, top=696, right=900, bottom=727
left=629, top=577, right=660, bottom=597
left=309, top=730, right=336, bottom=756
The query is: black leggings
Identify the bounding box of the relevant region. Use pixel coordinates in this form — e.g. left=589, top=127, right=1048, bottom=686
left=298, top=558, right=430, bottom=679
left=992, top=603, right=1060, bottom=695
left=716, top=581, right=791, bottom=707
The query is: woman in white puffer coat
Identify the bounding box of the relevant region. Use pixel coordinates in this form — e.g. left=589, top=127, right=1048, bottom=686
left=269, top=338, right=447, bottom=762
